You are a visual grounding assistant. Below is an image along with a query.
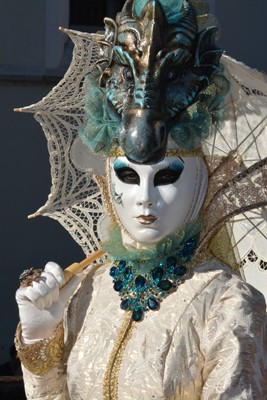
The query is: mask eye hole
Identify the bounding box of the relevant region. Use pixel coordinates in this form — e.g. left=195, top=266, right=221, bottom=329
left=115, top=167, right=140, bottom=185
left=123, top=66, right=134, bottom=82
left=154, top=166, right=184, bottom=186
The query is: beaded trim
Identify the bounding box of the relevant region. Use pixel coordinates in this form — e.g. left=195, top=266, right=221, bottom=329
left=103, top=312, right=134, bottom=400
left=109, top=235, right=199, bottom=322
left=103, top=250, right=211, bottom=399
left=15, top=322, right=64, bottom=375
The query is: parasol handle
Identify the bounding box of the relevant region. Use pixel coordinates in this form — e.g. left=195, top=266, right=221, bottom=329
left=61, top=249, right=105, bottom=288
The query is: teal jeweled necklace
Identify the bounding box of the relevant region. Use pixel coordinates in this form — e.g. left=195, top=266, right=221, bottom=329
left=109, top=236, right=198, bottom=322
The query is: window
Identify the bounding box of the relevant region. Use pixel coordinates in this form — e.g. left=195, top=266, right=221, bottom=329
left=70, top=0, right=126, bottom=28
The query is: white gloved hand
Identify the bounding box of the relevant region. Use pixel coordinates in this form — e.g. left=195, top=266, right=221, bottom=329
left=16, top=261, right=85, bottom=344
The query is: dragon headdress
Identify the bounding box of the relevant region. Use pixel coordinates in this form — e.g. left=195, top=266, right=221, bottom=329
left=79, top=0, right=226, bottom=162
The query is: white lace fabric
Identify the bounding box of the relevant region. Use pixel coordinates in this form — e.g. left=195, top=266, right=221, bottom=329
left=21, top=29, right=107, bottom=256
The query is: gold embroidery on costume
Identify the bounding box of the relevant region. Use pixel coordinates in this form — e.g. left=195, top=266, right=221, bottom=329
left=103, top=312, right=135, bottom=400
left=15, top=322, right=64, bottom=375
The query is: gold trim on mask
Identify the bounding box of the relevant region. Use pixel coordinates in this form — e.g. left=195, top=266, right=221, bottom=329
left=107, top=147, right=204, bottom=158
left=94, top=174, right=117, bottom=224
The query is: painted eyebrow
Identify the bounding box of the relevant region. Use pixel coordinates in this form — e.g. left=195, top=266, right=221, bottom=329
left=113, top=157, right=184, bottom=171
left=113, top=159, right=130, bottom=169
left=154, top=157, right=185, bottom=171
left=167, top=159, right=184, bottom=171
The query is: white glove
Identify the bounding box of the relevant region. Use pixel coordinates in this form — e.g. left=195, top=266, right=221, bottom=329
left=16, top=261, right=85, bottom=344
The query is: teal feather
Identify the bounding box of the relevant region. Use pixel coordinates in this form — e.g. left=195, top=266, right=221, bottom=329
left=102, top=218, right=203, bottom=273
left=78, top=69, right=119, bottom=154
left=133, top=0, right=183, bottom=24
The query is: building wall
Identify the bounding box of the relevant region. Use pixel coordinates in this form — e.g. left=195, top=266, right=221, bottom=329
left=0, top=1, right=46, bottom=68
left=214, top=0, right=267, bottom=71
left=0, top=0, right=79, bottom=365
left=0, top=0, right=266, bottom=364
left=0, top=0, right=69, bottom=71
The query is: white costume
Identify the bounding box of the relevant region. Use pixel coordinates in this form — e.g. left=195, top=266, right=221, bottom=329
left=15, top=1, right=267, bottom=399
left=21, top=259, right=267, bottom=399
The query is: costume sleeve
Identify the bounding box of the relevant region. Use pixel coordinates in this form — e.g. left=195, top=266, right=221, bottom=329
left=18, top=269, right=95, bottom=399
left=15, top=321, right=69, bottom=399
left=200, top=273, right=267, bottom=399
left=22, top=365, right=69, bottom=400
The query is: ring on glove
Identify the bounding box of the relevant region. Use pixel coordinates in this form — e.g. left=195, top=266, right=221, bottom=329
left=19, top=267, right=43, bottom=288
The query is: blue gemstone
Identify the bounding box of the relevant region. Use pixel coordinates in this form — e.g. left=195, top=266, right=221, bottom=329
left=166, top=256, right=177, bottom=268
left=135, top=275, right=146, bottom=287
left=114, top=280, right=123, bottom=291
left=182, top=239, right=197, bottom=256
left=188, top=237, right=197, bottom=246
left=132, top=309, right=143, bottom=322
left=158, top=280, right=173, bottom=291
left=124, top=267, right=132, bottom=280
left=152, top=267, right=163, bottom=281
left=174, top=266, right=187, bottom=276
left=120, top=299, right=129, bottom=310
left=118, top=260, right=126, bottom=271
left=148, top=297, right=159, bottom=310
left=109, top=267, right=117, bottom=277
left=181, top=248, right=193, bottom=258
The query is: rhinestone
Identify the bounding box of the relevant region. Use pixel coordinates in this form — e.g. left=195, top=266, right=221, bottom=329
left=158, top=280, right=173, bottom=291
left=124, top=267, right=132, bottom=280
left=148, top=297, right=159, bottom=310
left=135, top=275, right=146, bottom=287
left=109, top=267, right=117, bottom=277
left=132, top=309, right=143, bottom=322
left=166, top=256, right=177, bottom=268
left=114, top=280, right=123, bottom=292
left=120, top=299, right=129, bottom=310
left=118, top=260, right=126, bottom=271
left=152, top=267, right=163, bottom=281
left=174, top=265, right=187, bottom=276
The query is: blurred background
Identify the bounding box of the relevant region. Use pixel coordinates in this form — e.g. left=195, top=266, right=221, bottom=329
left=0, top=0, right=267, bottom=366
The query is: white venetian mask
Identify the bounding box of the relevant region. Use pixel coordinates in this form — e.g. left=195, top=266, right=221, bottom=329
left=109, top=156, right=208, bottom=245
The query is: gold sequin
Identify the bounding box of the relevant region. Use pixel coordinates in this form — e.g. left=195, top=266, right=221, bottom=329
left=209, top=225, right=240, bottom=273
left=94, top=174, right=117, bottom=224
left=15, top=322, right=64, bottom=375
